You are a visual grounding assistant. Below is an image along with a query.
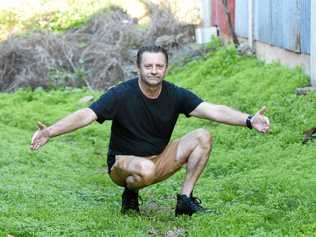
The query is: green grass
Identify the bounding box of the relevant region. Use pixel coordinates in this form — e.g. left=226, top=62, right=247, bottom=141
left=1, top=46, right=316, bottom=236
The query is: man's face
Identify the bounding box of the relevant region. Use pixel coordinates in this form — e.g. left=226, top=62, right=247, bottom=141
left=138, top=52, right=167, bottom=86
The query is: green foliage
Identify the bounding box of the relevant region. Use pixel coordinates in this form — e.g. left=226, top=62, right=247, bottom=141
left=0, top=0, right=112, bottom=39
left=1, top=47, right=316, bottom=236
left=0, top=10, right=19, bottom=29
left=0, top=10, right=21, bottom=39
left=206, top=35, right=223, bottom=50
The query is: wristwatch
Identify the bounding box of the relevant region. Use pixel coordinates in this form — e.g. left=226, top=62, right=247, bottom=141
left=246, top=115, right=253, bottom=129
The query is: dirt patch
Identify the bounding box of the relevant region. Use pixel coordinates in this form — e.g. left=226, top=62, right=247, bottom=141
left=165, top=227, right=186, bottom=237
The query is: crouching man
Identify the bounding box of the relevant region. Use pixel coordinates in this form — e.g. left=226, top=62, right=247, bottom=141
left=31, top=46, right=270, bottom=216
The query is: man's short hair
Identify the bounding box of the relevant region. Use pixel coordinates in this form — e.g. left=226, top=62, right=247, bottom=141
left=137, top=45, right=168, bottom=67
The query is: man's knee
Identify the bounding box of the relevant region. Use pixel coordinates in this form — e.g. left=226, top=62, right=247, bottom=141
left=135, top=160, right=156, bottom=184
left=194, top=128, right=212, bottom=149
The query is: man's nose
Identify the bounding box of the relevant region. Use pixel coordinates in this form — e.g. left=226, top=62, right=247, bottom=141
left=151, top=66, right=157, bottom=74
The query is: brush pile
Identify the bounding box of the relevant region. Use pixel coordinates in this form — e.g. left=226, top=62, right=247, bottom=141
left=0, top=3, right=196, bottom=91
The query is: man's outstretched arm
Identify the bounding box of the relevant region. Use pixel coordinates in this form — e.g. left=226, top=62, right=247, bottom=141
left=190, top=102, right=270, bottom=133
left=30, top=108, right=97, bottom=150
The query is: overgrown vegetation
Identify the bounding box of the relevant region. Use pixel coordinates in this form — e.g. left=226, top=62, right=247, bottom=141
left=0, top=1, right=196, bottom=92
left=1, top=46, right=315, bottom=236
left=0, top=0, right=112, bottom=39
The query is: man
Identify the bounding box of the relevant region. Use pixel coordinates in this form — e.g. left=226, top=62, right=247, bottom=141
left=31, top=46, right=270, bottom=216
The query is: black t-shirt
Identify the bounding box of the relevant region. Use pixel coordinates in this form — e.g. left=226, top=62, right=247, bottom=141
left=89, top=78, right=203, bottom=157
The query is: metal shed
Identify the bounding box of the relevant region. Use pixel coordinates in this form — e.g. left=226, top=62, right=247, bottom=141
left=235, top=0, right=311, bottom=54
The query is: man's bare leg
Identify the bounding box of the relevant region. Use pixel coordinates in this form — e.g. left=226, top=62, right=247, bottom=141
left=109, top=156, right=157, bottom=214
left=173, top=128, right=212, bottom=216
left=175, top=128, right=212, bottom=197
left=109, top=128, right=212, bottom=215
left=110, top=128, right=212, bottom=194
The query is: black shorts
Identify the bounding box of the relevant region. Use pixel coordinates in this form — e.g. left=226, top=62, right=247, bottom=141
left=107, top=150, right=116, bottom=174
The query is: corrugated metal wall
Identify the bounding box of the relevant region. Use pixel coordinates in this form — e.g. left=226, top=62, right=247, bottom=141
left=300, top=0, right=311, bottom=53
left=235, top=0, right=248, bottom=38
left=254, top=0, right=272, bottom=44
left=235, top=0, right=310, bottom=54
left=211, top=0, right=236, bottom=37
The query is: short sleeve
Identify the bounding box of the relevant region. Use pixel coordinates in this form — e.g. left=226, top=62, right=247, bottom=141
left=89, top=88, right=119, bottom=123
left=177, top=87, right=203, bottom=117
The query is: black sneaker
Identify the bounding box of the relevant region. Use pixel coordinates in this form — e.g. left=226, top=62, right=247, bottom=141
left=121, top=188, right=140, bottom=214
left=175, top=194, right=207, bottom=216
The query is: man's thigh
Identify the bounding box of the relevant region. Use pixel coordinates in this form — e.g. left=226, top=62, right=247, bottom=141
left=149, top=140, right=183, bottom=184
left=149, top=129, right=211, bottom=184
left=109, top=140, right=183, bottom=186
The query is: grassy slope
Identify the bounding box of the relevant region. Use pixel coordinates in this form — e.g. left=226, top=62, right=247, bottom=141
left=1, top=46, right=316, bottom=236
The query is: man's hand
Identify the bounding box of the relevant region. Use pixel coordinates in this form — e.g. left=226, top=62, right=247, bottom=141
left=251, top=106, right=270, bottom=133
left=29, top=108, right=97, bottom=151
left=30, top=122, right=50, bottom=150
